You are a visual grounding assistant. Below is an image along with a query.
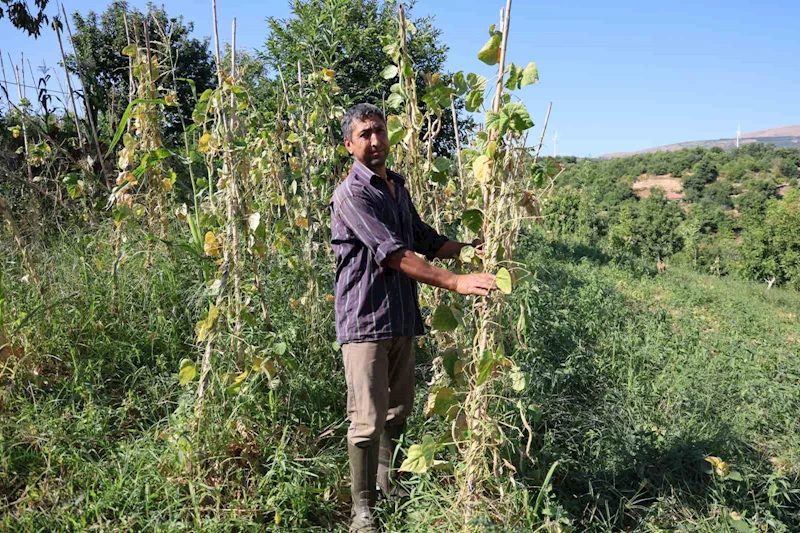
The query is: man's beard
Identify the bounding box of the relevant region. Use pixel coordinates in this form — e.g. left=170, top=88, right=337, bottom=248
left=366, top=151, right=387, bottom=168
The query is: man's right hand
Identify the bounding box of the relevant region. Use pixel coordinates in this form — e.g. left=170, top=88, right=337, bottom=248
left=454, top=273, right=496, bottom=296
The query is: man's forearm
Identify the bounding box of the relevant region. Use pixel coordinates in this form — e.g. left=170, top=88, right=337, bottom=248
left=387, top=249, right=457, bottom=290
left=435, top=240, right=469, bottom=260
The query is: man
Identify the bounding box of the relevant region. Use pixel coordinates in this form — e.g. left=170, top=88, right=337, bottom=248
left=331, top=103, right=496, bottom=532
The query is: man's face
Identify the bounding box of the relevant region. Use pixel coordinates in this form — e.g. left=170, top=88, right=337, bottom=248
left=344, top=116, right=389, bottom=171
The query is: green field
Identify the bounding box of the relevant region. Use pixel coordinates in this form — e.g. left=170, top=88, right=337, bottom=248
left=2, top=227, right=798, bottom=531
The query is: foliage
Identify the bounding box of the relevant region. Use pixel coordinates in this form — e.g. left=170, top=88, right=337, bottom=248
left=67, top=1, right=216, bottom=142
left=740, top=189, right=800, bottom=288
left=0, top=0, right=48, bottom=37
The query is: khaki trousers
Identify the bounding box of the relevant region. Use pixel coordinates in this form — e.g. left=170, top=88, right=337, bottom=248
left=342, top=337, right=415, bottom=446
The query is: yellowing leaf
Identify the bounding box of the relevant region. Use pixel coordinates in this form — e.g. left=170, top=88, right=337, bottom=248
left=399, top=435, right=439, bottom=473
left=198, top=133, right=212, bottom=154
left=295, top=217, right=309, bottom=229
left=473, top=155, right=492, bottom=183
left=178, top=358, right=197, bottom=386
left=248, top=212, right=261, bottom=232
left=704, top=456, right=731, bottom=477
left=495, top=267, right=513, bottom=294
left=510, top=365, right=527, bottom=392
left=195, top=304, right=220, bottom=342
left=424, top=387, right=459, bottom=419
left=459, top=245, right=475, bottom=263
left=478, top=32, right=502, bottom=65
left=204, top=231, right=221, bottom=257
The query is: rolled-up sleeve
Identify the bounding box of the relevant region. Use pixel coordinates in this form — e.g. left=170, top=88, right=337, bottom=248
left=410, top=200, right=448, bottom=260
left=336, top=191, right=406, bottom=267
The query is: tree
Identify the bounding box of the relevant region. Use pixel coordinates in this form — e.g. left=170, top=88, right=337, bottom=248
left=630, top=189, right=685, bottom=262
left=683, top=158, right=718, bottom=201
left=0, top=0, right=48, bottom=37
left=261, top=0, right=470, bottom=156
left=740, top=190, right=800, bottom=288
left=67, top=1, right=215, bottom=143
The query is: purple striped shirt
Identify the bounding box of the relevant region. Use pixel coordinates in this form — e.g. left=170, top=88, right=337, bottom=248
left=330, top=161, right=448, bottom=345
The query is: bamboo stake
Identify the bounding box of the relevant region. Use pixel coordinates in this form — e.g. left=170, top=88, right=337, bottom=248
left=122, top=12, right=134, bottom=105
left=54, top=20, right=85, bottom=148
left=533, top=101, right=552, bottom=164
left=60, top=3, right=109, bottom=189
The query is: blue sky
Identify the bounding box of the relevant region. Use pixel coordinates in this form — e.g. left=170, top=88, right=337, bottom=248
left=1, top=0, right=798, bottom=156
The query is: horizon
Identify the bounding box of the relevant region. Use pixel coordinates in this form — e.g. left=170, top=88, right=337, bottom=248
left=1, top=0, right=798, bottom=157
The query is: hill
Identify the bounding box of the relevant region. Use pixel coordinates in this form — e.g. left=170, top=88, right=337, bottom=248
left=602, top=125, right=800, bottom=159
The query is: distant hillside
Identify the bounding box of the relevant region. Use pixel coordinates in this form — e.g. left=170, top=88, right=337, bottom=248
left=602, top=125, right=800, bottom=159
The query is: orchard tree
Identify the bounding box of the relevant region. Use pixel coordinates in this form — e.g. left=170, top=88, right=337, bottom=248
left=67, top=1, right=215, bottom=143
left=740, top=190, right=800, bottom=288
left=631, top=189, right=685, bottom=262
left=683, top=157, right=719, bottom=201
left=261, top=0, right=471, bottom=156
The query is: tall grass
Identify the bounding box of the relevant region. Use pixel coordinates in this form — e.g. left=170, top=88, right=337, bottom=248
left=2, top=224, right=798, bottom=531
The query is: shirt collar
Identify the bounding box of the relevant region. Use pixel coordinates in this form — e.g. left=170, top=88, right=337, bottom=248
left=351, top=160, right=405, bottom=187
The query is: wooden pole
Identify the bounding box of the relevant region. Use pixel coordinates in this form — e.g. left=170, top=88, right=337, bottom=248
left=533, top=101, right=552, bottom=164
left=491, top=0, right=513, bottom=114
left=54, top=20, right=85, bottom=148
left=60, top=3, right=108, bottom=188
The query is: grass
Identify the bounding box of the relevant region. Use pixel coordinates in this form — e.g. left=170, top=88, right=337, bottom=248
left=1, top=225, right=798, bottom=531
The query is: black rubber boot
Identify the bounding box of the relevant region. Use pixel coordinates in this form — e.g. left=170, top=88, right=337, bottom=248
left=377, top=423, right=410, bottom=500
left=348, top=441, right=378, bottom=533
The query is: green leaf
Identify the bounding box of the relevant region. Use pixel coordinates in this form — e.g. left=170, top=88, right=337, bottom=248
left=504, top=63, right=521, bottom=90
left=467, top=73, right=488, bottom=91
left=387, top=115, right=405, bottom=146
left=199, top=88, right=214, bottom=102
left=476, top=350, right=496, bottom=385
left=273, top=342, right=287, bottom=356
left=381, top=64, right=399, bottom=80
left=105, top=98, right=166, bottom=159
left=726, top=471, right=744, bottom=482
left=484, top=111, right=506, bottom=133
left=478, top=32, right=502, bottom=65
left=465, top=90, right=484, bottom=112
left=402, top=59, right=413, bottom=79
left=452, top=71, right=467, bottom=95
left=496, top=267, right=513, bottom=294
left=399, top=435, right=438, bottom=473
left=178, top=358, right=197, bottom=386
left=442, top=347, right=461, bottom=380
left=287, top=132, right=301, bottom=144
left=503, top=102, right=534, bottom=132
left=462, top=209, right=483, bottom=233
left=386, top=92, right=404, bottom=109
left=432, top=156, right=451, bottom=173
left=520, top=62, right=539, bottom=87
left=121, top=44, right=137, bottom=57
left=432, top=304, right=459, bottom=332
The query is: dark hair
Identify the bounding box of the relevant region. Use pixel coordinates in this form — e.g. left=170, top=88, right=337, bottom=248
left=341, top=103, right=385, bottom=141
